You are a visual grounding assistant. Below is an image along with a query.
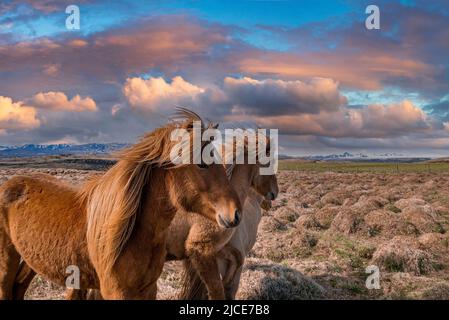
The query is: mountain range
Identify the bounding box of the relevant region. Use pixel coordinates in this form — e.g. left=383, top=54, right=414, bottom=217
left=0, top=144, right=433, bottom=163
left=0, top=143, right=128, bottom=157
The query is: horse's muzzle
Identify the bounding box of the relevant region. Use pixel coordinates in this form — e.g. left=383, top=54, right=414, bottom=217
left=217, top=209, right=241, bottom=228
left=266, top=191, right=277, bottom=201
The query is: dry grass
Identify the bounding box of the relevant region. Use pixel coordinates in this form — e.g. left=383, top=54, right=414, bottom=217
left=2, top=160, right=449, bottom=300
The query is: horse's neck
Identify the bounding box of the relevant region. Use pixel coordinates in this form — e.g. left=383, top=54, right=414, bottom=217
left=230, top=165, right=253, bottom=204
left=230, top=189, right=262, bottom=254
left=138, top=168, right=177, bottom=230
left=245, top=189, right=263, bottom=219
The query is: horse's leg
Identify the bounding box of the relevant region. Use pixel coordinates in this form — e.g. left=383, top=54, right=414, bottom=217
left=65, top=288, right=88, bottom=300
left=0, top=231, right=21, bottom=300
left=13, top=262, right=36, bottom=300
left=13, top=264, right=91, bottom=301
left=86, top=289, right=103, bottom=300
left=189, top=250, right=225, bottom=300
left=99, top=282, right=156, bottom=300
left=224, top=265, right=243, bottom=300
left=144, top=282, right=157, bottom=300
left=97, top=263, right=160, bottom=300
left=66, top=288, right=103, bottom=300
left=217, top=245, right=244, bottom=300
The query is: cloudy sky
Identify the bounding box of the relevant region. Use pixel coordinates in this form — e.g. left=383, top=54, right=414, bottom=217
left=0, top=0, right=448, bottom=156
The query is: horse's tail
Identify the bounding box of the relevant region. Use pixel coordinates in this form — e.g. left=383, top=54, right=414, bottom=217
left=178, top=259, right=208, bottom=300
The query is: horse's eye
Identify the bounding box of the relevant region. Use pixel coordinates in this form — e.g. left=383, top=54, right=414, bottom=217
left=197, top=163, right=209, bottom=169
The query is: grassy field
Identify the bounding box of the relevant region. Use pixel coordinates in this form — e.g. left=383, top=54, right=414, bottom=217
left=279, top=160, right=449, bottom=173
left=3, top=162, right=449, bottom=299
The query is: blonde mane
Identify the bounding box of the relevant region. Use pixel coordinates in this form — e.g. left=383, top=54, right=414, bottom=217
left=80, top=109, right=205, bottom=275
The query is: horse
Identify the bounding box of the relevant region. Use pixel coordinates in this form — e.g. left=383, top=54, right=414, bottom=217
left=0, top=109, right=242, bottom=300
left=177, top=189, right=274, bottom=300
left=175, top=134, right=279, bottom=300
left=63, top=158, right=277, bottom=301
left=218, top=189, right=270, bottom=299
left=9, top=126, right=277, bottom=301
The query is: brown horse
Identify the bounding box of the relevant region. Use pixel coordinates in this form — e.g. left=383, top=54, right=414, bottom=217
left=218, top=189, right=271, bottom=299
left=0, top=110, right=242, bottom=300
left=175, top=159, right=278, bottom=300
left=67, top=140, right=278, bottom=301
left=9, top=128, right=277, bottom=301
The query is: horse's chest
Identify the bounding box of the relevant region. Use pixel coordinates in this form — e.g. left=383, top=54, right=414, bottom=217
left=214, top=229, right=234, bottom=251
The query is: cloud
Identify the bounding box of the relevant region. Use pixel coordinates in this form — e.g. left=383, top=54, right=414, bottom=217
left=237, top=52, right=438, bottom=91
left=244, top=100, right=441, bottom=139
left=122, top=76, right=442, bottom=140
left=0, top=96, right=40, bottom=131
left=1, top=3, right=449, bottom=155
left=42, top=63, right=59, bottom=76
left=1, top=6, right=447, bottom=105
left=122, top=76, right=204, bottom=112
left=31, top=92, right=97, bottom=112
left=0, top=15, right=229, bottom=92
left=238, top=2, right=448, bottom=95
left=0, top=0, right=91, bottom=14
left=122, top=76, right=348, bottom=118
left=223, top=77, right=347, bottom=116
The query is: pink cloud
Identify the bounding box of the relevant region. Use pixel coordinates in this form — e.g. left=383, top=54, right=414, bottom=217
left=237, top=52, right=438, bottom=90
left=0, top=16, right=230, bottom=86
left=123, top=76, right=204, bottom=113
left=0, top=96, right=40, bottom=131
left=31, top=92, right=97, bottom=112
left=240, top=100, right=439, bottom=138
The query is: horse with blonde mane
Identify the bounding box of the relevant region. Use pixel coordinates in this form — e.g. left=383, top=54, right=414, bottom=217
left=10, top=127, right=278, bottom=301
left=0, top=109, right=242, bottom=300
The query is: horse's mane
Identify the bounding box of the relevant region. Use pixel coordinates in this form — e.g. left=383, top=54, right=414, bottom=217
left=219, top=127, right=270, bottom=180
left=80, top=108, right=205, bottom=275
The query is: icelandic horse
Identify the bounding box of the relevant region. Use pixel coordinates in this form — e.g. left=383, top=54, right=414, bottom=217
left=176, top=133, right=278, bottom=300
left=77, top=130, right=279, bottom=300
left=180, top=191, right=276, bottom=300
left=0, top=109, right=242, bottom=300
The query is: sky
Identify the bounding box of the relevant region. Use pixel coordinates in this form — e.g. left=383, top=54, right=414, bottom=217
left=0, top=0, right=449, bottom=156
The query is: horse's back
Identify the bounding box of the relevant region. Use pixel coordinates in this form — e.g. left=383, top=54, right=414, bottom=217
left=0, top=174, right=95, bottom=287
left=0, top=174, right=79, bottom=215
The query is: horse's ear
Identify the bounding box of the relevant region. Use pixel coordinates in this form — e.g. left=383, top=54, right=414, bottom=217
left=212, top=123, right=219, bottom=129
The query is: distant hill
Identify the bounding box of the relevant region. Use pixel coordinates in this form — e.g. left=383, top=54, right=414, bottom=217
left=0, top=145, right=435, bottom=163
left=0, top=143, right=128, bottom=157
left=426, top=157, right=449, bottom=163
left=281, top=151, right=431, bottom=163
left=304, top=152, right=369, bottom=161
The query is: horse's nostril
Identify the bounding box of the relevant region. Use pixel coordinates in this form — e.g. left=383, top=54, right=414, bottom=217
left=218, top=210, right=241, bottom=228
left=266, top=192, right=275, bottom=200
left=234, top=210, right=241, bottom=224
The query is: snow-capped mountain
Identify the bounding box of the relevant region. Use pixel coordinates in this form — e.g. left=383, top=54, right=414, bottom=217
left=305, top=152, right=369, bottom=161
left=0, top=143, right=128, bottom=157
